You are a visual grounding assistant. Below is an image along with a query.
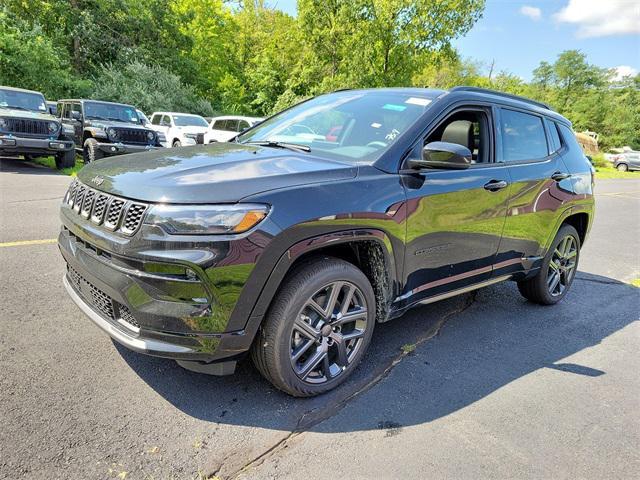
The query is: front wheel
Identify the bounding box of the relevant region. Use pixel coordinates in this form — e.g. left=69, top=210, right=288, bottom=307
left=172, top=140, right=181, bottom=148
left=617, top=163, right=628, bottom=172
left=517, top=224, right=580, bottom=305
left=251, top=257, right=376, bottom=397
left=55, top=149, right=76, bottom=169
left=83, top=138, right=103, bottom=163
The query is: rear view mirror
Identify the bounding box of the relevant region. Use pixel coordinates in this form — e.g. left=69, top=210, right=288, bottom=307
left=407, top=141, right=472, bottom=170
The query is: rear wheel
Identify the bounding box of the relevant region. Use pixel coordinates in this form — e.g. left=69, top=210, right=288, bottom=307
left=617, top=163, right=628, bottom=172
left=251, top=257, right=375, bottom=397
left=517, top=224, right=580, bottom=305
left=55, top=149, right=76, bottom=169
left=83, top=138, right=103, bottom=163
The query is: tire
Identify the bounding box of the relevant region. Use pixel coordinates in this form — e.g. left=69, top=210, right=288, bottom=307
left=172, top=140, right=181, bottom=148
left=517, top=224, right=580, bottom=305
left=617, top=163, right=628, bottom=172
left=83, top=138, right=104, bottom=163
left=55, top=149, right=76, bottom=169
left=251, top=257, right=376, bottom=397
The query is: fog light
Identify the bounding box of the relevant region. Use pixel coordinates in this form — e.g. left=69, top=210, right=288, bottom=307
left=111, top=146, right=117, bottom=152
left=49, top=141, right=65, bottom=149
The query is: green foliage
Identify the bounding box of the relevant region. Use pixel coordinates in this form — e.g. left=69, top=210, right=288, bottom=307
left=91, top=61, right=214, bottom=116
left=1, top=2, right=637, bottom=149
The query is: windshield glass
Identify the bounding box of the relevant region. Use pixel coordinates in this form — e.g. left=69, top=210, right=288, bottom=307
left=84, top=101, right=139, bottom=123
left=172, top=115, right=208, bottom=127
left=238, top=90, right=435, bottom=162
left=0, top=89, right=47, bottom=112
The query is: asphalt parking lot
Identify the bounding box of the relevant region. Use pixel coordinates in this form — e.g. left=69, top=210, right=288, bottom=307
left=1, top=157, right=638, bottom=480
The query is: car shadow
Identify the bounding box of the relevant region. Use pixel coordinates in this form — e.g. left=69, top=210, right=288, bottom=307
left=0, top=156, right=63, bottom=175
left=116, top=271, right=639, bottom=433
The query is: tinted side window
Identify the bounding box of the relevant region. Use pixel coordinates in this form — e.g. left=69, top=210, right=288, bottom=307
left=546, top=119, right=562, bottom=154
left=500, top=109, right=548, bottom=162
left=238, top=120, right=250, bottom=131
left=151, top=114, right=161, bottom=125
left=556, top=124, right=582, bottom=155
left=225, top=120, right=239, bottom=131
left=212, top=120, right=223, bottom=129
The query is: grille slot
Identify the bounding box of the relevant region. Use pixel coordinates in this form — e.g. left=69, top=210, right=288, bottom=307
left=73, top=185, right=86, bottom=212
left=4, top=118, right=55, bottom=136
left=67, top=265, right=115, bottom=320
left=122, top=204, right=147, bottom=235
left=91, top=193, right=109, bottom=224
left=66, top=181, right=78, bottom=205
left=104, top=199, right=125, bottom=230
left=111, top=128, right=152, bottom=145
left=81, top=189, right=95, bottom=218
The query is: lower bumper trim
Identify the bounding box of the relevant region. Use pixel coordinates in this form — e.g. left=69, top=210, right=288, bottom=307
left=63, top=273, right=194, bottom=356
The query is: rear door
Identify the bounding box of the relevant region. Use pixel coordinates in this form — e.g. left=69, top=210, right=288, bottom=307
left=400, top=105, right=511, bottom=305
left=493, top=107, right=573, bottom=277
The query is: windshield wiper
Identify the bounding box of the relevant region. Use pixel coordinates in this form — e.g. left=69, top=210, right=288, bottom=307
left=243, top=140, right=311, bottom=153
left=86, top=115, right=110, bottom=121
left=6, top=106, right=30, bottom=111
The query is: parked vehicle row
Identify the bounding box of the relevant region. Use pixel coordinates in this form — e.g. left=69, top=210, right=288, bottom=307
left=1, top=84, right=264, bottom=169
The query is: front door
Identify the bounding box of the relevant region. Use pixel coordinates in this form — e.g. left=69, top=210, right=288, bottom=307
left=401, top=106, right=511, bottom=305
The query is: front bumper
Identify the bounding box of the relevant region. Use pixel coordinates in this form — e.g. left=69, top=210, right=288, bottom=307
left=0, top=135, right=74, bottom=154
left=58, top=225, right=254, bottom=365
left=96, top=141, right=161, bottom=155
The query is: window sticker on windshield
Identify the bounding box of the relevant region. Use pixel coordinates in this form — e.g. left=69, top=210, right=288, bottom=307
left=39, top=103, right=46, bottom=110
left=405, top=97, right=431, bottom=106
left=0, top=102, right=7, bottom=107
left=371, top=122, right=381, bottom=128
left=382, top=104, right=406, bottom=112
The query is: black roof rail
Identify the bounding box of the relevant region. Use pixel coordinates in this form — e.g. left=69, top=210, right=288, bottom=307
left=450, top=86, right=551, bottom=110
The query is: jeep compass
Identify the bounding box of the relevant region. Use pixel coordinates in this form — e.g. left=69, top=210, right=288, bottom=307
left=59, top=87, right=595, bottom=396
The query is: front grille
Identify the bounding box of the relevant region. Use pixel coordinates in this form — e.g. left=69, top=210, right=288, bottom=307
left=111, top=127, right=152, bottom=145
left=64, top=180, right=148, bottom=236
left=3, top=118, right=55, bottom=136
left=67, top=264, right=115, bottom=320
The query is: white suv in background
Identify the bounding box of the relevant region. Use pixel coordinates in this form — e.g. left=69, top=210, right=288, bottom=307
left=206, top=116, right=264, bottom=143
left=150, top=112, right=210, bottom=148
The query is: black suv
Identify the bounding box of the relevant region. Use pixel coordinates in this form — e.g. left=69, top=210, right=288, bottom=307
left=59, top=87, right=595, bottom=396
left=57, top=99, right=162, bottom=163
left=0, top=86, right=76, bottom=168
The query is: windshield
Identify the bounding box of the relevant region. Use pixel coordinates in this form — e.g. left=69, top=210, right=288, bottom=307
left=172, top=115, right=208, bottom=127
left=0, top=88, right=47, bottom=112
left=84, top=101, right=139, bottom=123
left=238, top=90, right=435, bottom=162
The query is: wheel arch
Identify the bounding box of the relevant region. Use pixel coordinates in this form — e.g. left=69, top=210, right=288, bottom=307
left=248, top=229, right=400, bottom=330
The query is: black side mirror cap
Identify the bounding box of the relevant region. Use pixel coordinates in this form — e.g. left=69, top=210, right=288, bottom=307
left=408, top=141, right=472, bottom=170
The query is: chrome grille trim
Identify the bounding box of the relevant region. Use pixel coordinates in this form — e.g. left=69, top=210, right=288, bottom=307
left=63, top=181, right=148, bottom=236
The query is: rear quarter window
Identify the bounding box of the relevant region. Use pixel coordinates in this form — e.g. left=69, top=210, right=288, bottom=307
left=500, top=109, right=548, bottom=162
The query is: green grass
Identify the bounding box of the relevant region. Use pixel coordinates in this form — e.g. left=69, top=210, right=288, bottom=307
left=30, top=155, right=84, bottom=176
left=630, top=279, right=640, bottom=288
left=594, top=165, right=638, bottom=180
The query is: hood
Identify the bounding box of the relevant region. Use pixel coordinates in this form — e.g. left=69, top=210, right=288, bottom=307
left=0, top=107, right=57, bottom=122
left=86, top=119, right=150, bottom=131
left=78, top=142, right=357, bottom=203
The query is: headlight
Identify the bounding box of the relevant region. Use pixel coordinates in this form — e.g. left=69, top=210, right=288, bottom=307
left=107, top=127, right=117, bottom=139
left=62, top=124, right=75, bottom=135
left=157, top=132, right=166, bottom=142
left=146, top=131, right=155, bottom=141
left=144, top=204, right=269, bottom=235
left=184, top=133, right=197, bottom=139
left=0, top=118, right=7, bottom=129
left=86, top=126, right=108, bottom=138
left=48, top=121, right=59, bottom=133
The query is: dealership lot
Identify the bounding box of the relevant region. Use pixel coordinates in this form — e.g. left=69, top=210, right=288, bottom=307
left=1, top=157, right=638, bottom=479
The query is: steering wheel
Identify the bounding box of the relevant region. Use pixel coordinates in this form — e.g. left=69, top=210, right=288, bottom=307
left=366, top=141, right=387, bottom=149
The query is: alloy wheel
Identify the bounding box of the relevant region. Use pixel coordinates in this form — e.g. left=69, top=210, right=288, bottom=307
left=547, top=235, right=577, bottom=297
left=290, top=281, right=368, bottom=384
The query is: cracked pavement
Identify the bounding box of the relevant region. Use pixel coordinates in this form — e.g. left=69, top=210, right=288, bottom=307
left=1, top=158, right=638, bottom=479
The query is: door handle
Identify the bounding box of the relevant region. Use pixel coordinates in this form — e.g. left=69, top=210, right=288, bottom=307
left=551, top=171, right=571, bottom=181
left=484, top=180, right=508, bottom=192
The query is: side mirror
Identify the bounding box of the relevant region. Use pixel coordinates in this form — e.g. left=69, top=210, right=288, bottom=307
left=408, top=141, right=472, bottom=170
left=71, top=111, right=82, bottom=121
left=48, top=106, right=56, bottom=115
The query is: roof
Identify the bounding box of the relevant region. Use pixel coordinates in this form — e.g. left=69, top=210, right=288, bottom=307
left=210, top=115, right=265, bottom=121
left=0, top=85, right=46, bottom=96
left=58, top=99, right=137, bottom=108
left=151, top=112, right=207, bottom=117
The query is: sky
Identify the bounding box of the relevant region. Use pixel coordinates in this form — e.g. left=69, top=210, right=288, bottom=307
left=270, top=0, right=640, bottom=81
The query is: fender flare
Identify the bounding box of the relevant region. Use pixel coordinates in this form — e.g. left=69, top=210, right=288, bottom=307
left=246, top=228, right=400, bottom=325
